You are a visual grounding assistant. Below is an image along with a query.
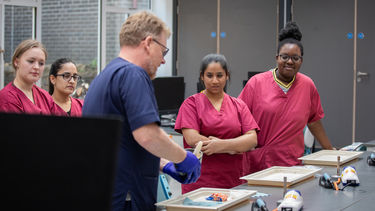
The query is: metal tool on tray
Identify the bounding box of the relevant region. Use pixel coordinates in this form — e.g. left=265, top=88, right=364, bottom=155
left=319, top=173, right=336, bottom=190
left=319, top=165, right=360, bottom=191
left=276, top=177, right=288, bottom=207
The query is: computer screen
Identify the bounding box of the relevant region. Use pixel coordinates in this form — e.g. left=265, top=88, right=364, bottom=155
left=152, top=76, right=185, bottom=115
left=1, top=113, right=122, bottom=211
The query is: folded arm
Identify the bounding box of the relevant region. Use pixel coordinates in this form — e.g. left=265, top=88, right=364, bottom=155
left=181, top=128, right=209, bottom=148
left=182, top=128, right=257, bottom=156
left=202, top=130, right=257, bottom=155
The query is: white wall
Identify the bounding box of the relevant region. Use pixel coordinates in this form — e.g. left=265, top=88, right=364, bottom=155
left=152, top=0, right=174, bottom=77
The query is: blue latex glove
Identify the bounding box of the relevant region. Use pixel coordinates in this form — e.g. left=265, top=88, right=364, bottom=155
left=162, top=151, right=201, bottom=184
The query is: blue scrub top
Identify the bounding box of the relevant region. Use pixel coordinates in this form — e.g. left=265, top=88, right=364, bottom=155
left=83, top=57, right=161, bottom=211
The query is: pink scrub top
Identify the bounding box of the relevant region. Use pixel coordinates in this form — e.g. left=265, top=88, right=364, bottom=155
left=175, top=93, right=259, bottom=193
left=54, top=97, right=84, bottom=117
left=0, top=82, right=58, bottom=115
left=238, top=70, right=324, bottom=175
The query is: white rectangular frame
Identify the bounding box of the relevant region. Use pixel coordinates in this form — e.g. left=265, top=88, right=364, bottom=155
left=0, top=0, right=41, bottom=88
left=155, top=187, right=256, bottom=210
left=298, top=150, right=364, bottom=166
left=99, top=0, right=151, bottom=73
left=240, top=166, right=322, bottom=187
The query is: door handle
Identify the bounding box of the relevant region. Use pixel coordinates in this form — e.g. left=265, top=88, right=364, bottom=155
left=357, top=71, right=369, bottom=77
left=357, top=71, right=369, bottom=83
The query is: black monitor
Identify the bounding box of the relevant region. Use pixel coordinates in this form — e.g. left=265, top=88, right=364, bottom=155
left=152, top=76, right=185, bottom=115
left=248, top=71, right=263, bottom=79
left=1, top=113, right=122, bottom=211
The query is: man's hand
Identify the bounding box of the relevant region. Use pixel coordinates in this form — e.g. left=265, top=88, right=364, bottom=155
left=162, top=151, right=201, bottom=184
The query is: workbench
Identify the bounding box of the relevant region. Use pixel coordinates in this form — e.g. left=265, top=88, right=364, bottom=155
left=231, top=151, right=375, bottom=210
left=157, top=151, right=374, bottom=210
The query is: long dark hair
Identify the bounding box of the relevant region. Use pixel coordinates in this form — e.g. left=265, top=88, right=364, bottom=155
left=198, top=54, right=230, bottom=92
left=277, top=22, right=304, bottom=56
left=49, top=58, right=76, bottom=95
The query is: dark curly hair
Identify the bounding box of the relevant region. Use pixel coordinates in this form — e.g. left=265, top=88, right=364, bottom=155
left=277, top=22, right=304, bottom=56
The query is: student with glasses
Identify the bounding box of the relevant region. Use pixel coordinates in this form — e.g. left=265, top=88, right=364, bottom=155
left=238, top=22, right=334, bottom=175
left=82, top=11, right=201, bottom=211
left=49, top=58, right=83, bottom=116
left=0, top=39, right=58, bottom=114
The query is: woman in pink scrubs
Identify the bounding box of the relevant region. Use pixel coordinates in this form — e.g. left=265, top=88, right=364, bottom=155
left=0, top=39, right=57, bottom=114
left=49, top=58, right=83, bottom=116
left=175, top=54, right=259, bottom=193
left=238, top=22, right=334, bottom=175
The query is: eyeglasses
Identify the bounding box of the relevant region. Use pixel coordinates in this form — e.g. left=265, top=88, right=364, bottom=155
left=56, top=73, right=81, bottom=82
left=152, top=39, right=169, bottom=57
left=278, top=54, right=303, bottom=63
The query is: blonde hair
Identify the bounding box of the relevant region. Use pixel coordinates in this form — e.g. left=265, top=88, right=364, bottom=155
left=12, top=39, right=48, bottom=71
left=119, top=11, right=171, bottom=47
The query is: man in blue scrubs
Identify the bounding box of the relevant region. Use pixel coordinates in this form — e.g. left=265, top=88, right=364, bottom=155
left=83, top=11, right=201, bottom=211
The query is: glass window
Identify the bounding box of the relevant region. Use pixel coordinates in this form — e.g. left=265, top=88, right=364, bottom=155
left=106, top=13, right=128, bottom=64
left=106, top=0, right=150, bottom=9
left=103, top=0, right=151, bottom=66
left=3, top=5, right=34, bottom=86
left=41, top=0, right=99, bottom=99
left=2, top=0, right=151, bottom=96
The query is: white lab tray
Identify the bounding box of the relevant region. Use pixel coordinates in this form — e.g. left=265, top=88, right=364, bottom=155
left=155, top=187, right=256, bottom=210
left=240, top=166, right=321, bottom=187
left=298, top=150, right=363, bottom=166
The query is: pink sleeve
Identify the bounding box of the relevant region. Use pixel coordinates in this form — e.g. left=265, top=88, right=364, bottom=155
left=38, top=89, right=64, bottom=115
left=0, top=92, right=24, bottom=113
left=238, top=99, right=260, bottom=133
left=0, top=102, right=24, bottom=113
left=174, top=96, right=200, bottom=134
left=49, top=99, right=61, bottom=115
left=71, top=98, right=84, bottom=116
left=78, top=99, right=84, bottom=106
left=308, top=84, right=324, bottom=123
left=32, top=85, right=57, bottom=115
left=238, top=78, right=255, bottom=111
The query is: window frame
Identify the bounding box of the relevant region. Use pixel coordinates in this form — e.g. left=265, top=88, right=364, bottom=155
left=0, top=0, right=41, bottom=88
